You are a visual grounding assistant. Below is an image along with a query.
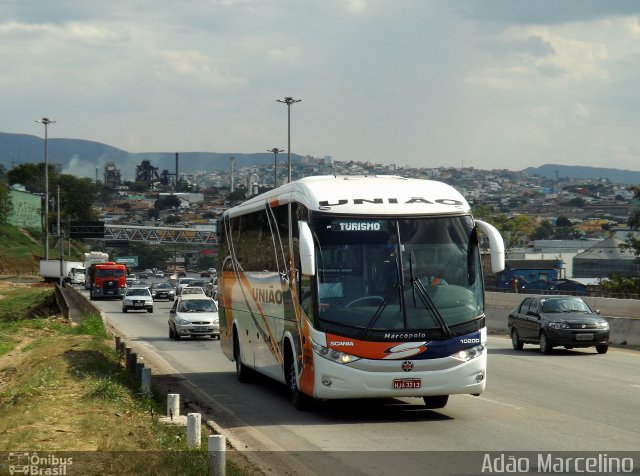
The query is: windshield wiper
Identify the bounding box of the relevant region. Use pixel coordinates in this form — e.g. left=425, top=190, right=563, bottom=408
left=408, top=256, right=452, bottom=337
left=360, top=254, right=403, bottom=339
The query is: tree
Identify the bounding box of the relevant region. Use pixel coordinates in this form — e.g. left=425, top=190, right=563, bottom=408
left=532, top=220, right=553, bottom=240
left=106, top=241, right=173, bottom=271
left=0, top=183, right=11, bottom=224
left=567, top=197, right=586, bottom=208
left=555, top=216, right=572, bottom=227
left=7, top=163, right=59, bottom=194
left=6, top=164, right=99, bottom=224
left=147, top=207, right=160, bottom=220
left=154, top=194, right=181, bottom=211
left=55, top=174, right=100, bottom=223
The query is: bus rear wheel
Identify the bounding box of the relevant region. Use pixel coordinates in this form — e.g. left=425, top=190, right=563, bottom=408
left=234, top=333, right=253, bottom=383
left=423, top=395, right=449, bottom=409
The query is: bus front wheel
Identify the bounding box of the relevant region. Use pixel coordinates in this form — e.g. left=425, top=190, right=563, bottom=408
left=287, top=356, right=313, bottom=411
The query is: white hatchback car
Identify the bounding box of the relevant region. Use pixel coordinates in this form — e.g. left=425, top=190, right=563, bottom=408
left=168, top=295, right=219, bottom=340
left=122, top=287, right=154, bottom=313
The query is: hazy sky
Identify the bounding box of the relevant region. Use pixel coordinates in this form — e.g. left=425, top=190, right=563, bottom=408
left=2, top=0, right=640, bottom=171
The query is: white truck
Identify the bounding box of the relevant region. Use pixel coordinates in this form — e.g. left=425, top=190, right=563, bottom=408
left=68, top=266, right=86, bottom=285
left=83, top=251, right=110, bottom=289
left=39, top=260, right=83, bottom=283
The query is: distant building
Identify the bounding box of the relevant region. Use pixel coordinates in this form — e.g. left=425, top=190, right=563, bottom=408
left=573, top=236, right=639, bottom=279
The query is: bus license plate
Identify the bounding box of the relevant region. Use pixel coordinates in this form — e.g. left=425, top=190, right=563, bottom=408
left=576, top=333, right=593, bottom=341
left=393, top=378, right=421, bottom=389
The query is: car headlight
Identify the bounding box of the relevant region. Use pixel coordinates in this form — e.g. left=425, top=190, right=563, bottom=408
left=452, top=343, right=486, bottom=362
left=124, top=299, right=132, bottom=305
left=178, top=319, right=190, bottom=325
left=596, top=321, right=609, bottom=329
left=311, top=340, right=360, bottom=364
left=548, top=322, right=569, bottom=329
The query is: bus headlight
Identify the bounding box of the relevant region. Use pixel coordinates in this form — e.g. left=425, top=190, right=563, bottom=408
left=452, top=343, right=485, bottom=362
left=311, top=340, right=361, bottom=364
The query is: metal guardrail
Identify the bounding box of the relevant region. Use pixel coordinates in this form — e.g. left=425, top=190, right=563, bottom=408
left=486, top=286, right=639, bottom=300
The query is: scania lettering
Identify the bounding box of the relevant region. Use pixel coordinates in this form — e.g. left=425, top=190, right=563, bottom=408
left=218, top=175, right=504, bottom=410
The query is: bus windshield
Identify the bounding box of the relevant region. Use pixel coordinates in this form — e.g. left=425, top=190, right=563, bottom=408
left=312, top=215, right=484, bottom=340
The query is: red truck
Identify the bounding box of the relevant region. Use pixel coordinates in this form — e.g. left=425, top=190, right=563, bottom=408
left=89, top=262, right=127, bottom=300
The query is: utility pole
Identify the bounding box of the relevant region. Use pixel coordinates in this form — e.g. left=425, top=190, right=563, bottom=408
left=268, top=148, right=284, bottom=188
left=276, top=97, right=301, bottom=183
left=36, top=117, right=56, bottom=260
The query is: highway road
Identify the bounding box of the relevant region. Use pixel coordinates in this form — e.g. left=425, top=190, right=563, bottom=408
left=82, top=280, right=640, bottom=475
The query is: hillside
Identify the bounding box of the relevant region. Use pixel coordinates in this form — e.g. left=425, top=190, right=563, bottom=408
left=522, top=164, right=640, bottom=184
left=0, top=132, right=303, bottom=180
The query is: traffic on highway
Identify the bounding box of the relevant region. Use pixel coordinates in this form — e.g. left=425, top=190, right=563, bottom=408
left=72, top=271, right=640, bottom=475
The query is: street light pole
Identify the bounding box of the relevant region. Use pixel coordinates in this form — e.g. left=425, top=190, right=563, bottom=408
left=267, top=148, right=284, bottom=188
left=276, top=97, right=301, bottom=183
left=36, top=117, right=56, bottom=260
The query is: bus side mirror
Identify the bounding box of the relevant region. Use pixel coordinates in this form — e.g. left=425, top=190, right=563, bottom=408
left=298, top=221, right=316, bottom=276
left=475, top=219, right=505, bottom=273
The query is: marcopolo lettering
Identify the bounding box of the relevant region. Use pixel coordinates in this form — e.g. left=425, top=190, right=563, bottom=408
left=318, top=197, right=463, bottom=207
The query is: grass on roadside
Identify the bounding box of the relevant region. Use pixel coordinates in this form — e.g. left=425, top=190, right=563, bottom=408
left=0, top=285, right=256, bottom=475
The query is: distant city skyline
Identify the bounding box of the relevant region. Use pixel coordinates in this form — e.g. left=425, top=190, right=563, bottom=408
left=3, top=1, right=640, bottom=172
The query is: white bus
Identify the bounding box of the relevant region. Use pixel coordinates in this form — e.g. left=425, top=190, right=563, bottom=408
left=218, top=175, right=504, bottom=410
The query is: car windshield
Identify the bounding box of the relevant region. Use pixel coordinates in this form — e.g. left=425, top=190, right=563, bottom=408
left=178, top=300, right=217, bottom=312
left=541, top=298, right=592, bottom=313
left=155, top=283, right=173, bottom=289
left=312, top=215, right=484, bottom=339
left=178, top=278, right=193, bottom=285
left=182, top=287, right=204, bottom=294
left=127, top=288, right=150, bottom=296
left=97, top=269, right=125, bottom=277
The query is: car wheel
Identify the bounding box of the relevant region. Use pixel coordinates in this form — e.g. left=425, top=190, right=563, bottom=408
left=596, top=344, right=609, bottom=354
left=539, top=332, right=553, bottom=354
left=147, top=307, right=153, bottom=313
left=169, top=326, right=175, bottom=339
left=122, top=307, right=127, bottom=313
left=423, top=395, right=449, bottom=409
left=511, top=328, right=524, bottom=351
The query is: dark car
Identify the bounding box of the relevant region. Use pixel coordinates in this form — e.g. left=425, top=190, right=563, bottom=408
left=508, top=296, right=609, bottom=354
left=150, top=281, right=175, bottom=301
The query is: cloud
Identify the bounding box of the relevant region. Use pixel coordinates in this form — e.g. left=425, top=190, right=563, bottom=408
left=0, top=20, right=119, bottom=41
left=344, top=0, right=366, bottom=13
left=154, top=50, right=246, bottom=86
left=266, top=46, right=302, bottom=61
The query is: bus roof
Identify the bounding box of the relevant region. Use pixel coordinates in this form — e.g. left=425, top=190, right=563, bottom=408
left=224, top=175, right=471, bottom=218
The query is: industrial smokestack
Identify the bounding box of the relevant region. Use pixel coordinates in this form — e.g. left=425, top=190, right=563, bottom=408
left=175, top=153, right=179, bottom=191
left=229, top=156, right=235, bottom=193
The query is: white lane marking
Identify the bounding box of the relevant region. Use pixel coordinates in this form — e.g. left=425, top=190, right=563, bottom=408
left=468, top=394, right=524, bottom=410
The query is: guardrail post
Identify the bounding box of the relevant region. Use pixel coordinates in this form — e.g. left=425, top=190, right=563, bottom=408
left=135, top=359, right=144, bottom=383
left=124, top=347, right=132, bottom=370
left=127, top=352, right=137, bottom=374
left=186, top=413, right=201, bottom=448
left=141, top=367, right=151, bottom=394
left=167, top=393, right=180, bottom=420
left=207, top=435, right=226, bottom=476
left=115, top=336, right=121, bottom=353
